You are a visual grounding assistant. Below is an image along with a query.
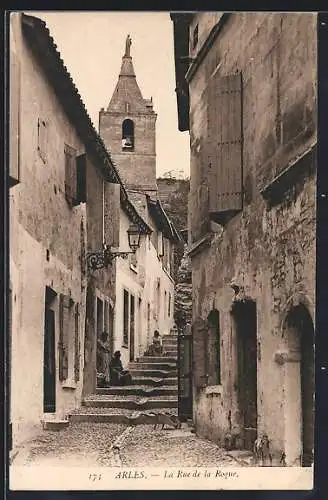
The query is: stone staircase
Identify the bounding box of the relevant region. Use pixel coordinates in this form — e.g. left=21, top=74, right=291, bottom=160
left=69, top=334, right=178, bottom=425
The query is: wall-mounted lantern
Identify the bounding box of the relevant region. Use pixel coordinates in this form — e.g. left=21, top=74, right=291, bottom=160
left=87, top=223, right=142, bottom=272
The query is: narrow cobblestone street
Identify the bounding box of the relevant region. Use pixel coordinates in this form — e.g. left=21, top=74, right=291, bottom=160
left=12, top=422, right=247, bottom=468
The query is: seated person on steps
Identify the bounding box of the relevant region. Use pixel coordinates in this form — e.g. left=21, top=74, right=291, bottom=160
left=109, top=350, right=132, bottom=386
left=148, top=330, right=164, bottom=357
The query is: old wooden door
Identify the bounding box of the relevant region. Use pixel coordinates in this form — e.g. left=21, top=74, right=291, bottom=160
left=129, top=295, right=135, bottom=362
left=43, top=306, right=56, bottom=413
left=178, top=331, right=193, bottom=421
left=233, top=300, right=258, bottom=449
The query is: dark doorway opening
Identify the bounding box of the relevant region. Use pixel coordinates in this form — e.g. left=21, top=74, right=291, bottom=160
left=207, top=309, right=221, bottom=386
left=43, top=286, right=57, bottom=413
left=231, top=299, right=258, bottom=449
left=129, top=295, right=135, bottom=362
left=178, top=329, right=193, bottom=421
left=285, top=304, right=315, bottom=467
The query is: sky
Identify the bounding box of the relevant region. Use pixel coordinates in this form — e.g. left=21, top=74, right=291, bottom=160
left=28, top=11, right=190, bottom=179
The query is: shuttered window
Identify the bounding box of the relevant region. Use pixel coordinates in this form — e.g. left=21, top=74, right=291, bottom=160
left=74, top=303, right=80, bottom=382
left=59, top=294, right=71, bottom=381
left=64, top=144, right=77, bottom=207
left=9, top=18, right=20, bottom=187
left=76, top=153, right=87, bottom=204
left=208, top=73, right=243, bottom=222
left=192, top=317, right=208, bottom=390
left=207, top=310, right=221, bottom=386
left=104, top=181, right=120, bottom=248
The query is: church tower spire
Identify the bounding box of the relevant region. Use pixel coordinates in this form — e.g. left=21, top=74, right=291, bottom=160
left=99, top=35, right=158, bottom=194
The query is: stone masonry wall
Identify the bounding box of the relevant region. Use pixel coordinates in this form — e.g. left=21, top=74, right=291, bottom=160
left=99, top=111, right=157, bottom=192
left=188, top=12, right=316, bottom=460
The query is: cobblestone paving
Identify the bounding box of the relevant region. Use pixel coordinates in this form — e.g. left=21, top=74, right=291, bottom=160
left=12, top=422, right=241, bottom=468
left=119, top=425, right=240, bottom=467
left=13, top=423, right=126, bottom=467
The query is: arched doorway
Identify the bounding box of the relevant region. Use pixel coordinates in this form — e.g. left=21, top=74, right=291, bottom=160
left=230, top=299, right=258, bottom=449
left=282, top=304, right=315, bottom=466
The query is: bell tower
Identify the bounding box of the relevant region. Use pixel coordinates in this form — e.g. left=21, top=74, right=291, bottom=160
left=99, top=35, right=158, bottom=195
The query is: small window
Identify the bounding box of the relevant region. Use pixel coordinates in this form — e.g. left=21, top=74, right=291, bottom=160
left=38, top=118, right=47, bottom=163
left=192, top=24, right=198, bottom=51
left=168, top=293, right=171, bottom=317
left=122, top=119, right=134, bottom=150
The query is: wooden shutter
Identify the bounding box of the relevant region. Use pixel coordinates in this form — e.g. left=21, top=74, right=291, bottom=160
left=59, top=294, right=70, bottom=380
left=64, top=144, right=77, bottom=206
left=76, top=153, right=87, bottom=204
left=192, top=317, right=208, bottom=390
left=208, top=73, right=243, bottom=219
left=9, top=18, right=21, bottom=187
left=104, top=181, right=120, bottom=247
left=74, top=303, right=80, bottom=382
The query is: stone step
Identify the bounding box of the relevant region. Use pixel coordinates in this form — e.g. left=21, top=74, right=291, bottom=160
left=162, top=340, right=178, bottom=346
left=131, top=376, right=177, bottom=386
left=41, top=419, right=70, bottom=431
left=163, top=334, right=178, bottom=340
left=137, top=356, right=177, bottom=363
left=83, top=396, right=178, bottom=410
left=163, top=350, right=177, bottom=356
left=68, top=408, right=178, bottom=425
left=95, top=386, right=178, bottom=397
left=129, top=368, right=177, bottom=378
left=129, top=361, right=176, bottom=371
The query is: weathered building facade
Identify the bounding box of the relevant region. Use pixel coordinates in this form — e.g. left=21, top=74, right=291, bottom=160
left=8, top=13, right=133, bottom=446
left=171, top=12, right=316, bottom=466
left=99, top=39, right=180, bottom=367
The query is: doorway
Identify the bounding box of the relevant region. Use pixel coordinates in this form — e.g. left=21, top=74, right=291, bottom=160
left=43, top=287, right=57, bottom=413
left=283, top=304, right=315, bottom=466
left=129, top=295, right=135, bottom=362
left=231, top=300, right=258, bottom=449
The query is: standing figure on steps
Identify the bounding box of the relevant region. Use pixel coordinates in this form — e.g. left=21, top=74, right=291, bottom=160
left=125, top=34, right=132, bottom=57
left=97, top=331, right=111, bottom=386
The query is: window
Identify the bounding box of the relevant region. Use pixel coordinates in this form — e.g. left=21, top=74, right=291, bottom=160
left=168, top=293, right=171, bottom=317
left=192, top=24, right=199, bottom=51
left=37, top=118, right=47, bottom=163
left=59, top=294, right=72, bottom=381
left=76, top=153, right=87, bottom=204
left=207, top=73, right=243, bottom=224
left=190, top=72, right=243, bottom=242
left=122, top=119, right=134, bottom=150
left=123, top=290, right=129, bottom=345
left=64, top=144, right=78, bottom=206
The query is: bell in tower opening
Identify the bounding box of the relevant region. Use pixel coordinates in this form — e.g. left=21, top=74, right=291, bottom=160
left=122, top=118, right=134, bottom=150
